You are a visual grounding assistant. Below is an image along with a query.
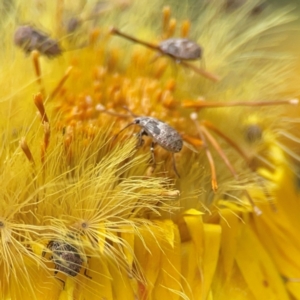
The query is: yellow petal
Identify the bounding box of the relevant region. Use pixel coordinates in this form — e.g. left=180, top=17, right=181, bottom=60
left=202, top=223, right=222, bottom=298
left=180, top=210, right=221, bottom=299
left=120, top=225, right=135, bottom=271
left=108, top=260, right=136, bottom=300
left=58, top=278, right=75, bottom=300
left=134, top=225, right=162, bottom=299
left=218, top=209, right=243, bottom=280
left=84, top=256, right=113, bottom=300
left=152, top=220, right=182, bottom=300
left=286, top=281, right=300, bottom=300
left=235, top=226, right=290, bottom=300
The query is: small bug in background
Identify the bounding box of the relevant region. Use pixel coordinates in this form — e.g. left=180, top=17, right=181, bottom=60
left=110, top=27, right=202, bottom=62
left=113, top=108, right=183, bottom=178
left=158, top=38, right=202, bottom=61
left=14, top=25, right=62, bottom=58
left=110, top=27, right=219, bottom=82
left=244, top=124, right=263, bottom=144
left=42, top=239, right=91, bottom=286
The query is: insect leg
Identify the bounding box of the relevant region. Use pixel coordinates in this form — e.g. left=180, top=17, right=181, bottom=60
left=84, top=256, right=92, bottom=279
left=150, top=141, right=157, bottom=168
left=136, top=130, right=147, bottom=148
left=84, top=268, right=92, bottom=279
left=42, top=241, right=53, bottom=257
left=172, top=153, right=180, bottom=178
left=56, top=276, right=66, bottom=289
left=110, top=27, right=159, bottom=52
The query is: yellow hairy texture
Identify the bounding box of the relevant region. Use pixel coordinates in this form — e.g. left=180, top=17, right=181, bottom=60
left=0, top=0, right=300, bottom=299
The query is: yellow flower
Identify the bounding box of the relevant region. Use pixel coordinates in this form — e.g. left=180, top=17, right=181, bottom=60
left=1, top=0, right=300, bottom=299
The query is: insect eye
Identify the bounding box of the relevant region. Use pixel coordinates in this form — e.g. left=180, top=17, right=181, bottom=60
left=135, top=119, right=140, bottom=124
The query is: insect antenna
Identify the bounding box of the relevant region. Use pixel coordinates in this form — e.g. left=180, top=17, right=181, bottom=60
left=110, top=27, right=160, bottom=52
left=112, top=122, right=137, bottom=142
left=122, top=106, right=139, bottom=117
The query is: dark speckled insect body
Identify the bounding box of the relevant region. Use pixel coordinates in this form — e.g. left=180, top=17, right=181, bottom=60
left=14, top=25, right=62, bottom=58
left=45, top=240, right=83, bottom=277
left=110, top=27, right=202, bottom=62
left=117, top=116, right=183, bottom=177
left=134, top=117, right=183, bottom=152
left=159, top=38, right=202, bottom=61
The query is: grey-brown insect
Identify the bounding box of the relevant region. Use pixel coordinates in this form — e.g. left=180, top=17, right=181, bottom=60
left=110, top=27, right=222, bottom=81
left=117, top=116, right=183, bottom=177
left=159, top=38, right=202, bottom=61
left=110, top=27, right=202, bottom=62
left=65, top=17, right=82, bottom=33
left=14, top=25, right=62, bottom=58
left=43, top=240, right=89, bottom=278
left=244, top=124, right=262, bottom=143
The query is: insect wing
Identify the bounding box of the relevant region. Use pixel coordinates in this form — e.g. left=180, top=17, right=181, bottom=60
left=159, top=38, right=201, bottom=60
left=154, top=122, right=183, bottom=152
left=49, top=240, right=83, bottom=277
left=143, top=118, right=162, bottom=136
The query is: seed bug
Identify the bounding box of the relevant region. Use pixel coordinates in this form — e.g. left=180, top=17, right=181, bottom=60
left=110, top=27, right=219, bottom=81
left=43, top=239, right=91, bottom=282
left=244, top=124, right=262, bottom=143
left=115, top=111, right=183, bottom=177
left=159, top=38, right=202, bottom=61
left=14, top=25, right=62, bottom=58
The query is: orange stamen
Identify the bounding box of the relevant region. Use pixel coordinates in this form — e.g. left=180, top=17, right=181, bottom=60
left=181, top=20, right=191, bottom=38
left=49, top=66, right=73, bottom=101
left=33, top=93, right=49, bottom=124
left=199, top=125, right=238, bottom=179
left=31, top=50, right=46, bottom=97
left=19, top=138, right=35, bottom=164
left=183, top=98, right=299, bottom=109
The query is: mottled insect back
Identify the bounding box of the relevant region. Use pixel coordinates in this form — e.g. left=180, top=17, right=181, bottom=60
left=14, top=25, right=62, bottom=58
left=159, top=38, right=202, bottom=61
left=117, top=116, right=182, bottom=177
left=110, top=27, right=221, bottom=81
left=134, top=117, right=183, bottom=152
left=45, top=240, right=83, bottom=277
